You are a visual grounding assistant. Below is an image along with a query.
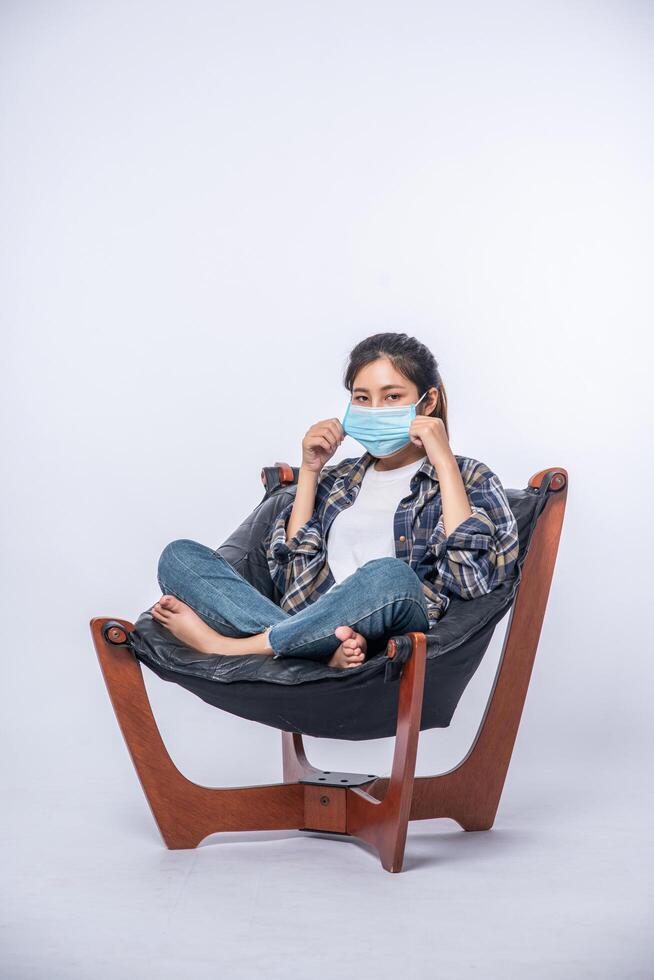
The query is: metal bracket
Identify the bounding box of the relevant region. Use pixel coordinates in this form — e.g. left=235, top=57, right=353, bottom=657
left=298, top=770, right=377, bottom=788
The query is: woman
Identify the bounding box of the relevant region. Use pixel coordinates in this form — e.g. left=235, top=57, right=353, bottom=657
left=151, top=332, right=519, bottom=669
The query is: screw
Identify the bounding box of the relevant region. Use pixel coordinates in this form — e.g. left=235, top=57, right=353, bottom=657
left=320, top=795, right=330, bottom=806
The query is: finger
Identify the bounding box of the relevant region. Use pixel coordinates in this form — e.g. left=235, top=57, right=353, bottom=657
left=325, top=419, right=345, bottom=444
left=308, top=434, right=336, bottom=454
left=320, top=428, right=340, bottom=451
left=321, top=421, right=343, bottom=451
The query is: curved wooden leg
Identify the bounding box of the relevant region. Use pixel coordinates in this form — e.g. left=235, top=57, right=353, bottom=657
left=281, top=732, right=324, bottom=782
left=346, top=632, right=427, bottom=873
left=377, top=472, right=568, bottom=832
left=91, top=617, right=303, bottom=848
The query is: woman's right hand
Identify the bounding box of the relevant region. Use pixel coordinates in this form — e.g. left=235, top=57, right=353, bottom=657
left=301, top=418, right=345, bottom=473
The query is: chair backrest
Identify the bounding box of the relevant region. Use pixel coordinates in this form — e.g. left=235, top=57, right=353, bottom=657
left=214, top=483, right=295, bottom=601
left=429, top=485, right=548, bottom=655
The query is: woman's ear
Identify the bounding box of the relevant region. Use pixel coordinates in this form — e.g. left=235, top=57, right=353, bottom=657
left=425, top=387, right=439, bottom=414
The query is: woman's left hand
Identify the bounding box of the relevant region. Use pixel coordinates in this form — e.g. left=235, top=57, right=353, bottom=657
left=409, top=415, right=452, bottom=466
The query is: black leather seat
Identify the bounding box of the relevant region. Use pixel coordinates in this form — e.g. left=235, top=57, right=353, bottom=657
left=127, top=474, right=549, bottom=740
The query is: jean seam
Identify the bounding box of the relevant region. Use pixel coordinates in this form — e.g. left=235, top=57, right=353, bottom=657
left=162, top=543, right=284, bottom=633
left=271, top=594, right=429, bottom=655
left=156, top=581, right=237, bottom=632
left=159, top=578, right=281, bottom=637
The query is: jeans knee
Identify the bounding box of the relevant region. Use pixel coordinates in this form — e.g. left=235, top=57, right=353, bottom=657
left=364, top=557, right=406, bottom=569
left=157, top=538, right=196, bottom=587
left=362, top=556, right=423, bottom=594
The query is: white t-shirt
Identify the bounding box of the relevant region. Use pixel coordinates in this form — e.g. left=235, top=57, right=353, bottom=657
left=324, top=456, right=425, bottom=591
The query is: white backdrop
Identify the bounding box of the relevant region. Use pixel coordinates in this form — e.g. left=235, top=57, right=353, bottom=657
left=2, top=2, right=652, bottom=978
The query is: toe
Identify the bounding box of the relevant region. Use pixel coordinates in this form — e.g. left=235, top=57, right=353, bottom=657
left=161, top=595, right=185, bottom=612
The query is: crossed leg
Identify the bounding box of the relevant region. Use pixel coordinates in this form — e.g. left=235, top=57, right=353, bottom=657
left=153, top=540, right=429, bottom=670
left=150, top=594, right=366, bottom=669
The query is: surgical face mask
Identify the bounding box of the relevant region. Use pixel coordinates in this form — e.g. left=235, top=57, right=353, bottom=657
left=341, top=389, right=430, bottom=458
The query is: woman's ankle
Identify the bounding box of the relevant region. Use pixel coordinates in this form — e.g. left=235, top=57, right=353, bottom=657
left=261, top=626, right=274, bottom=654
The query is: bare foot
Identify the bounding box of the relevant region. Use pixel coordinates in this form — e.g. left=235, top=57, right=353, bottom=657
left=150, top=596, right=367, bottom=667
left=328, top=625, right=367, bottom=669
left=150, top=595, right=230, bottom=654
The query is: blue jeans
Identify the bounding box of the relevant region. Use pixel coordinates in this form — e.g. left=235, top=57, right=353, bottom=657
left=156, top=539, right=430, bottom=663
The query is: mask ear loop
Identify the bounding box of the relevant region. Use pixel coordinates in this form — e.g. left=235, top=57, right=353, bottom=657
left=414, top=389, right=429, bottom=410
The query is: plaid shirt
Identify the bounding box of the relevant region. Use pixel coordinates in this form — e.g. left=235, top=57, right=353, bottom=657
left=264, top=450, right=519, bottom=626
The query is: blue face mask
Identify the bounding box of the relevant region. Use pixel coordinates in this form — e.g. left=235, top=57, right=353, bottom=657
left=341, top=390, right=430, bottom=458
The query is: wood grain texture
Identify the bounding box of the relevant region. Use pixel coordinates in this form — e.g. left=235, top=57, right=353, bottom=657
left=90, top=618, right=305, bottom=848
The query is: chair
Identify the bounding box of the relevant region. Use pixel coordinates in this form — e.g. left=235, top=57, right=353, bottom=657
left=90, top=463, right=567, bottom=873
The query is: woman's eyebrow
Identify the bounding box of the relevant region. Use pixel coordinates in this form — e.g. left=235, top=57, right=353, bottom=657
left=353, top=385, right=406, bottom=393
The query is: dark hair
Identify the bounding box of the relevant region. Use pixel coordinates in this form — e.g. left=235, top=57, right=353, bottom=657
left=342, top=332, right=450, bottom=439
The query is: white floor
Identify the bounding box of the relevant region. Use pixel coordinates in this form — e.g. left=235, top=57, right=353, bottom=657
left=4, top=702, right=652, bottom=980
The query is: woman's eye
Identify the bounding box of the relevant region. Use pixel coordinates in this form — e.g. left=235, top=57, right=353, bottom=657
left=354, top=393, right=402, bottom=403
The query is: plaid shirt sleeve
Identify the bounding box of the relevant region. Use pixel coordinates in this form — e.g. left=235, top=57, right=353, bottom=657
left=265, top=500, right=324, bottom=598
left=264, top=462, right=346, bottom=600
left=425, top=465, right=520, bottom=601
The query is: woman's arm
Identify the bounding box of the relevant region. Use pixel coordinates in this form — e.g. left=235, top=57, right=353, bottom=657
left=265, top=417, right=345, bottom=598
left=285, top=465, right=320, bottom=543
left=433, top=452, right=474, bottom=536
left=425, top=465, right=520, bottom=599
left=409, top=414, right=519, bottom=600
left=283, top=416, right=343, bottom=542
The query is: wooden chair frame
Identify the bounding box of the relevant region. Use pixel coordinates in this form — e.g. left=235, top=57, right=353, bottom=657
left=90, top=466, right=567, bottom=873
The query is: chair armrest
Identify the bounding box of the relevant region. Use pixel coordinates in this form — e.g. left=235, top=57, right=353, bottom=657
left=384, top=631, right=427, bottom=683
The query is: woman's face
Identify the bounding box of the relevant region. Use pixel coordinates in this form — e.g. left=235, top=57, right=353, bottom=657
left=350, top=358, right=435, bottom=413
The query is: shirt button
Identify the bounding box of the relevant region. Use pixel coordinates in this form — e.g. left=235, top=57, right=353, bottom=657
left=399, top=535, right=406, bottom=542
